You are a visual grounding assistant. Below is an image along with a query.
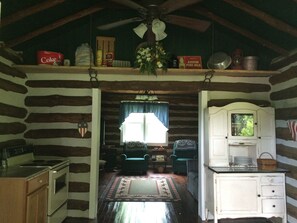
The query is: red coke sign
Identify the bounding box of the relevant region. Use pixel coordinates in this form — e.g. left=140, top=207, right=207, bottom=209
left=37, top=51, right=64, bottom=65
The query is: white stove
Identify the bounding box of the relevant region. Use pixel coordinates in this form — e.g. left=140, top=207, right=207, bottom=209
left=2, top=145, right=69, bottom=223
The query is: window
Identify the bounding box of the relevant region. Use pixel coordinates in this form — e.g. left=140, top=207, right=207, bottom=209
left=230, top=113, right=255, bottom=137
left=120, top=113, right=168, bottom=146
left=119, top=101, right=169, bottom=146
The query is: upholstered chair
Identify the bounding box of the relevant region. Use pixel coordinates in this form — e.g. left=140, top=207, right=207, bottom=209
left=170, top=139, right=198, bottom=174
left=121, top=141, right=150, bottom=174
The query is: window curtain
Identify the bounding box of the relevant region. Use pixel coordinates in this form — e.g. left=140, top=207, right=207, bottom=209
left=119, top=101, right=169, bottom=128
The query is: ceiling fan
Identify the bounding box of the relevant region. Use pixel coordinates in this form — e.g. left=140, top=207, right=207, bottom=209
left=97, top=0, right=211, bottom=43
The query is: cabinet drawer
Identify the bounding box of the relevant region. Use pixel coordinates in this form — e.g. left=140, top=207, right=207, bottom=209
left=261, top=185, right=284, bottom=197
left=261, top=176, right=283, bottom=184
left=27, top=171, right=49, bottom=194
left=262, top=199, right=284, bottom=213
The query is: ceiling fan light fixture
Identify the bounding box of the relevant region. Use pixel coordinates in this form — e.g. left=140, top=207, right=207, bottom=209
left=154, top=31, right=167, bottom=41
left=152, top=19, right=167, bottom=41
left=133, top=23, right=148, bottom=38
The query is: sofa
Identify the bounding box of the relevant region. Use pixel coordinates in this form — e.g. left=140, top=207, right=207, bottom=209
left=170, top=139, right=197, bottom=174
left=187, top=159, right=198, bottom=201
left=120, top=141, right=150, bottom=174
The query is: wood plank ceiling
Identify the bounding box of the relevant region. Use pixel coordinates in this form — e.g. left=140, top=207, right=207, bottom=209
left=1, top=0, right=297, bottom=69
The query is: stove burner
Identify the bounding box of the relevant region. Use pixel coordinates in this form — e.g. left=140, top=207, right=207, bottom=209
left=20, top=159, right=67, bottom=168
left=21, top=163, right=53, bottom=167
left=33, top=160, right=45, bottom=163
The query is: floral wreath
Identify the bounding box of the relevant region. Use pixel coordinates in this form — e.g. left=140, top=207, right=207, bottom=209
left=134, top=41, right=169, bottom=75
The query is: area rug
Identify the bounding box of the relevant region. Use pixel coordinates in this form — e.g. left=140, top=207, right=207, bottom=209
left=105, top=176, right=181, bottom=202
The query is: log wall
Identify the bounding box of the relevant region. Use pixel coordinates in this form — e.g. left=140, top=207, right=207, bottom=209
left=270, top=65, right=297, bottom=222
left=0, top=62, right=280, bottom=220
left=101, top=93, right=199, bottom=152
left=0, top=49, right=27, bottom=149
left=24, top=72, right=93, bottom=219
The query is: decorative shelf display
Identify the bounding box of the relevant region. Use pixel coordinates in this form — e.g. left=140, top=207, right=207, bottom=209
left=13, top=65, right=279, bottom=77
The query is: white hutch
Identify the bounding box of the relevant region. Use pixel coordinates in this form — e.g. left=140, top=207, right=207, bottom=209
left=205, top=102, right=287, bottom=223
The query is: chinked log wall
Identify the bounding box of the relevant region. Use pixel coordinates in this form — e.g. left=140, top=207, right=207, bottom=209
left=24, top=78, right=93, bottom=217
left=270, top=65, right=297, bottom=221
left=0, top=49, right=27, bottom=149
left=7, top=65, right=274, bottom=219
left=101, top=92, right=199, bottom=150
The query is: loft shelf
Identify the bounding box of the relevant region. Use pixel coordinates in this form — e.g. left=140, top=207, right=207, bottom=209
left=14, top=65, right=280, bottom=77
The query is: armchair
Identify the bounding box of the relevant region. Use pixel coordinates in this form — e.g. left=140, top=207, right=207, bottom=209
left=171, top=139, right=197, bottom=174
left=120, top=141, right=150, bottom=174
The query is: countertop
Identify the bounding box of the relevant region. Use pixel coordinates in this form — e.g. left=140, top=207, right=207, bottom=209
left=208, top=166, right=288, bottom=174
left=0, top=166, right=49, bottom=179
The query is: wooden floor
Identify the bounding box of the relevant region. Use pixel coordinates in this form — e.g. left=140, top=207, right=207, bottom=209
left=64, top=169, right=275, bottom=223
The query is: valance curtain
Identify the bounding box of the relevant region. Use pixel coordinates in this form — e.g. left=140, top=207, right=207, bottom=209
left=119, top=101, right=169, bottom=128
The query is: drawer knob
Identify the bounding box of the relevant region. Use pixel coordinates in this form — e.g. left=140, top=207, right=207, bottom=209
left=39, top=180, right=43, bottom=183
left=272, top=190, right=275, bottom=193
left=257, top=194, right=261, bottom=197
left=272, top=205, right=276, bottom=208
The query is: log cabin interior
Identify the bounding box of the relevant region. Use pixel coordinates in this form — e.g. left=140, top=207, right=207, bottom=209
left=1, top=0, right=297, bottom=222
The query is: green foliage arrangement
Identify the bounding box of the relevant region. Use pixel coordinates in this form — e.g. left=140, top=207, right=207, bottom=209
left=135, top=42, right=169, bottom=76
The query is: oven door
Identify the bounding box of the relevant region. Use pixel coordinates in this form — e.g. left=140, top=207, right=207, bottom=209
left=48, top=165, right=69, bottom=215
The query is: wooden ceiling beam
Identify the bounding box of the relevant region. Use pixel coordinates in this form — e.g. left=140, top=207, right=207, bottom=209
left=6, top=4, right=104, bottom=48
left=224, top=0, right=297, bottom=38
left=193, top=7, right=289, bottom=56
left=0, top=0, right=65, bottom=27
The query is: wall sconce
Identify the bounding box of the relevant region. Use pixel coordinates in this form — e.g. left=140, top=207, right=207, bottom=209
left=135, top=90, right=158, bottom=101
left=288, top=120, right=297, bottom=141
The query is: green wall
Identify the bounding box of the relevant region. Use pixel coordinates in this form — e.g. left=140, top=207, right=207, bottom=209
left=13, top=16, right=274, bottom=69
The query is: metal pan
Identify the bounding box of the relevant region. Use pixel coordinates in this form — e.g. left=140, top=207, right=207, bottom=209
left=207, top=52, right=232, bottom=70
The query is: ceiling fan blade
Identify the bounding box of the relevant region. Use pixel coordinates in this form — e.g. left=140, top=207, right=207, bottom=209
left=97, top=17, right=143, bottom=30
left=160, top=0, right=203, bottom=14
left=110, top=0, right=147, bottom=12
left=166, top=15, right=211, bottom=32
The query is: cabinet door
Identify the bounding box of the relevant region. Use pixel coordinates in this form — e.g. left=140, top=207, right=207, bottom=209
left=216, top=176, right=260, bottom=214
left=26, top=186, right=48, bottom=223
left=257, top=109, right=276, bottom=158
left=209, top=109, right=228, bottom=166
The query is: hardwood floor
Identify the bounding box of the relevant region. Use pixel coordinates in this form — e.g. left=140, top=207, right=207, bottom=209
left=97, top=170, right=199, bottom=223
left=64, top=169, right=276, bottom=223
left=64, top=169, right=198, bottom=223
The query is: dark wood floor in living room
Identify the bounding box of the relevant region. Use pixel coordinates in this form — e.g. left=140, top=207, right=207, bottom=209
left=64, top=170, right=275, bottom=223
left=98, top=171, right=199, bottom=223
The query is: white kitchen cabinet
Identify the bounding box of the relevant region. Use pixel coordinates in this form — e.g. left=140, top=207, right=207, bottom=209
left=257, top=108, right=276, bottom=158
left=208, top=108, right=228, bottom=166
left=207, top=170, right=287, bottom=223
left=206, top=102, right=276, bottom=167
left=205, top=102, right=286, bottom=223
left=217, top=176, right=260, bottom=214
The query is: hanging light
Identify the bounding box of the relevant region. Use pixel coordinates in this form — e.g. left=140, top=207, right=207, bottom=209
left=133, top=23, right=148, bottom=38
left=133, top=19, right=167, bottom=41
left=152, top=19, right=167, bottom=41
left=135, top=90, right=158, bottom=101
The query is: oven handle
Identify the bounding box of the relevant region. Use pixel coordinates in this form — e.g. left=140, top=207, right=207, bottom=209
left=52, top=165, right=69, bottom=173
